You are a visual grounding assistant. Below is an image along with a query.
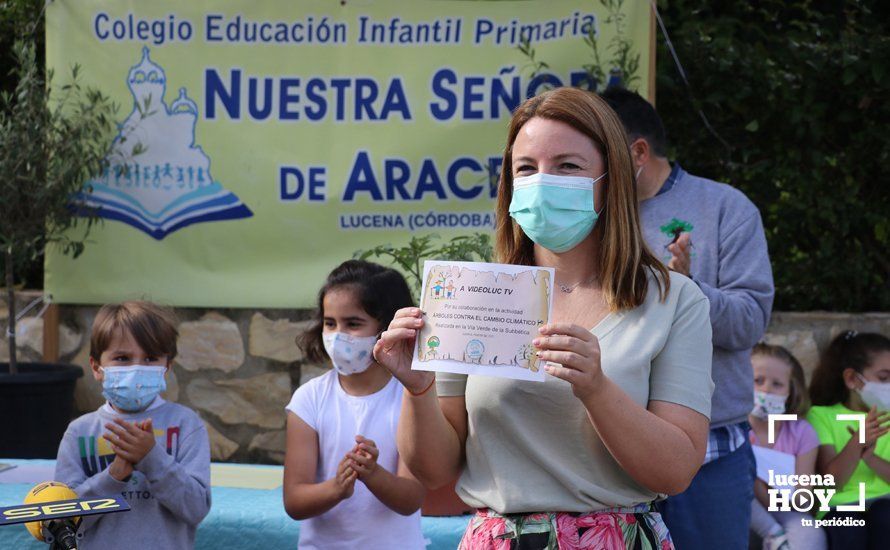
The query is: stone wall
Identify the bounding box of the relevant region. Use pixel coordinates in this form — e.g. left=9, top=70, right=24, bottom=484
left=761, top=312, right=890, bottom=383
left=2, top=292, right=889, bottom=463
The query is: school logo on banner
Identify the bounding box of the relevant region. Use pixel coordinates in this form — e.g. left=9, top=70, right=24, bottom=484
left=73, top=47, right=252, bottom=240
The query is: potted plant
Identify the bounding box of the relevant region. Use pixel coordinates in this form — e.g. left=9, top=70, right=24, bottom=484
left=0, top=39, right=116, bottom=457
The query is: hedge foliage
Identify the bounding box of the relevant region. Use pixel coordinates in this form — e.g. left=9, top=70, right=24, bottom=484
left=654, top=0, right=889, bottom=311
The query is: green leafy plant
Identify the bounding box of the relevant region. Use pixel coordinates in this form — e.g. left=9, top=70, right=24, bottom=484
left=582, top=0, right=641, bottom=90
left=515, top=0, right=641, bottom=91
left=514, top=0, right=640, bottom=89
left=0, top=0, right=44, bottom=288
left=0, top=40, right=117, bottom=373
left=355, top=233, right=493, bottom=294
left=517, top=36, right=551, bottom=81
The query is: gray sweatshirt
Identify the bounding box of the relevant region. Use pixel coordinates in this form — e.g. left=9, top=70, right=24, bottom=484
left=54, top=399, right=211, bottom=549
left=639, top=165, right=774, bottom=427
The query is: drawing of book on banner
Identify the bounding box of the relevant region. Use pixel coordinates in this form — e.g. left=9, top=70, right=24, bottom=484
left=72, top=47, right=252, bottom=240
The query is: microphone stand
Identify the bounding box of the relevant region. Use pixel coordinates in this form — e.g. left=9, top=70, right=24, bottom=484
left=45, top=519, right=78, bottom=550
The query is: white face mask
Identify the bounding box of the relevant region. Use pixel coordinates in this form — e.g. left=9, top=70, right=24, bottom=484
left=858, top=374, right=890, bottom=411
left=635, top=165, right=644, bottom=180
left=751, top=390, right=787, bottom=419
left=322, top=332, right=377, bottom=376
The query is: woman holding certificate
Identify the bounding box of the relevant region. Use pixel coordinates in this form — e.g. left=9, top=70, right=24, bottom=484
left=374, top=87, right=714, bottom=549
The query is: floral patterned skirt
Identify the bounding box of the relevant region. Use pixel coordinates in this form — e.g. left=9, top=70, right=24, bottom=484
left=458, top=504, right=674, bottom=550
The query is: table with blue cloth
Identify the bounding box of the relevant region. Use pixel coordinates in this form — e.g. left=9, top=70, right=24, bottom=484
left=0, top=459, right=469, bottom=549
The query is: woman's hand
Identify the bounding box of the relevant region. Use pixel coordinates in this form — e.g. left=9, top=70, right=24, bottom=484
left=535, top=323, right=605, bottom=400
left=374, top=307, right=435, bottom=394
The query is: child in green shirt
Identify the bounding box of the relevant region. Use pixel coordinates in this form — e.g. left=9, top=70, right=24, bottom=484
left=807, top=330, right=890, bottom=548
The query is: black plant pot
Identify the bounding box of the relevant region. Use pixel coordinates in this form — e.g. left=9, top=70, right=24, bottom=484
left=0, top=362, right=83, bottom=458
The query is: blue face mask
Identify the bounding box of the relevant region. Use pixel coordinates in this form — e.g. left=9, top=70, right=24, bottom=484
left=101, top=365, right=167, bottom=412
left=508, top=172, right=608, bottom=253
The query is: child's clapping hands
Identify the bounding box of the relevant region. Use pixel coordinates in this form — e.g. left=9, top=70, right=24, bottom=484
left=104, top=418, right=156, bottom=481
left=346, top=435, right=380, bottom=482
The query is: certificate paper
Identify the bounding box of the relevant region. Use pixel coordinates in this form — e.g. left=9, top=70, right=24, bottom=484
left=753, top=446, right=795, bottom=488
left=412, top=260, right=554, bottom=381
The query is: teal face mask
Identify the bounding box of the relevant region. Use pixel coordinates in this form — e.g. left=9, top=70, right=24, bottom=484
left=508, top=172, right=608, bottom=253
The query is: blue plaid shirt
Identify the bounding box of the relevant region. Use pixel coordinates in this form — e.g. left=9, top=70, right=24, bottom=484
left=703, top=421, right=749, bottom=464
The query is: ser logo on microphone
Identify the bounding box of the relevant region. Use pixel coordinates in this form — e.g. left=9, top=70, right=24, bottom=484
left=0, top=480, right=130, bottom=549
left=1, top=497, right=124, bottom=523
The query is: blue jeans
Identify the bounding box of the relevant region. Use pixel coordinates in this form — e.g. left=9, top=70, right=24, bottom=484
left=658, top=439, right=756, bottom=550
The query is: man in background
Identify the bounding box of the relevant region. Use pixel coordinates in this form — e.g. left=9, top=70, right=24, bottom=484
left=603, top=88, right=775, bottom=550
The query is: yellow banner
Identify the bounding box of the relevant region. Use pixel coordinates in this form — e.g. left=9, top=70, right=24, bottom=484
left=45, top=0, right=652, bottom=307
